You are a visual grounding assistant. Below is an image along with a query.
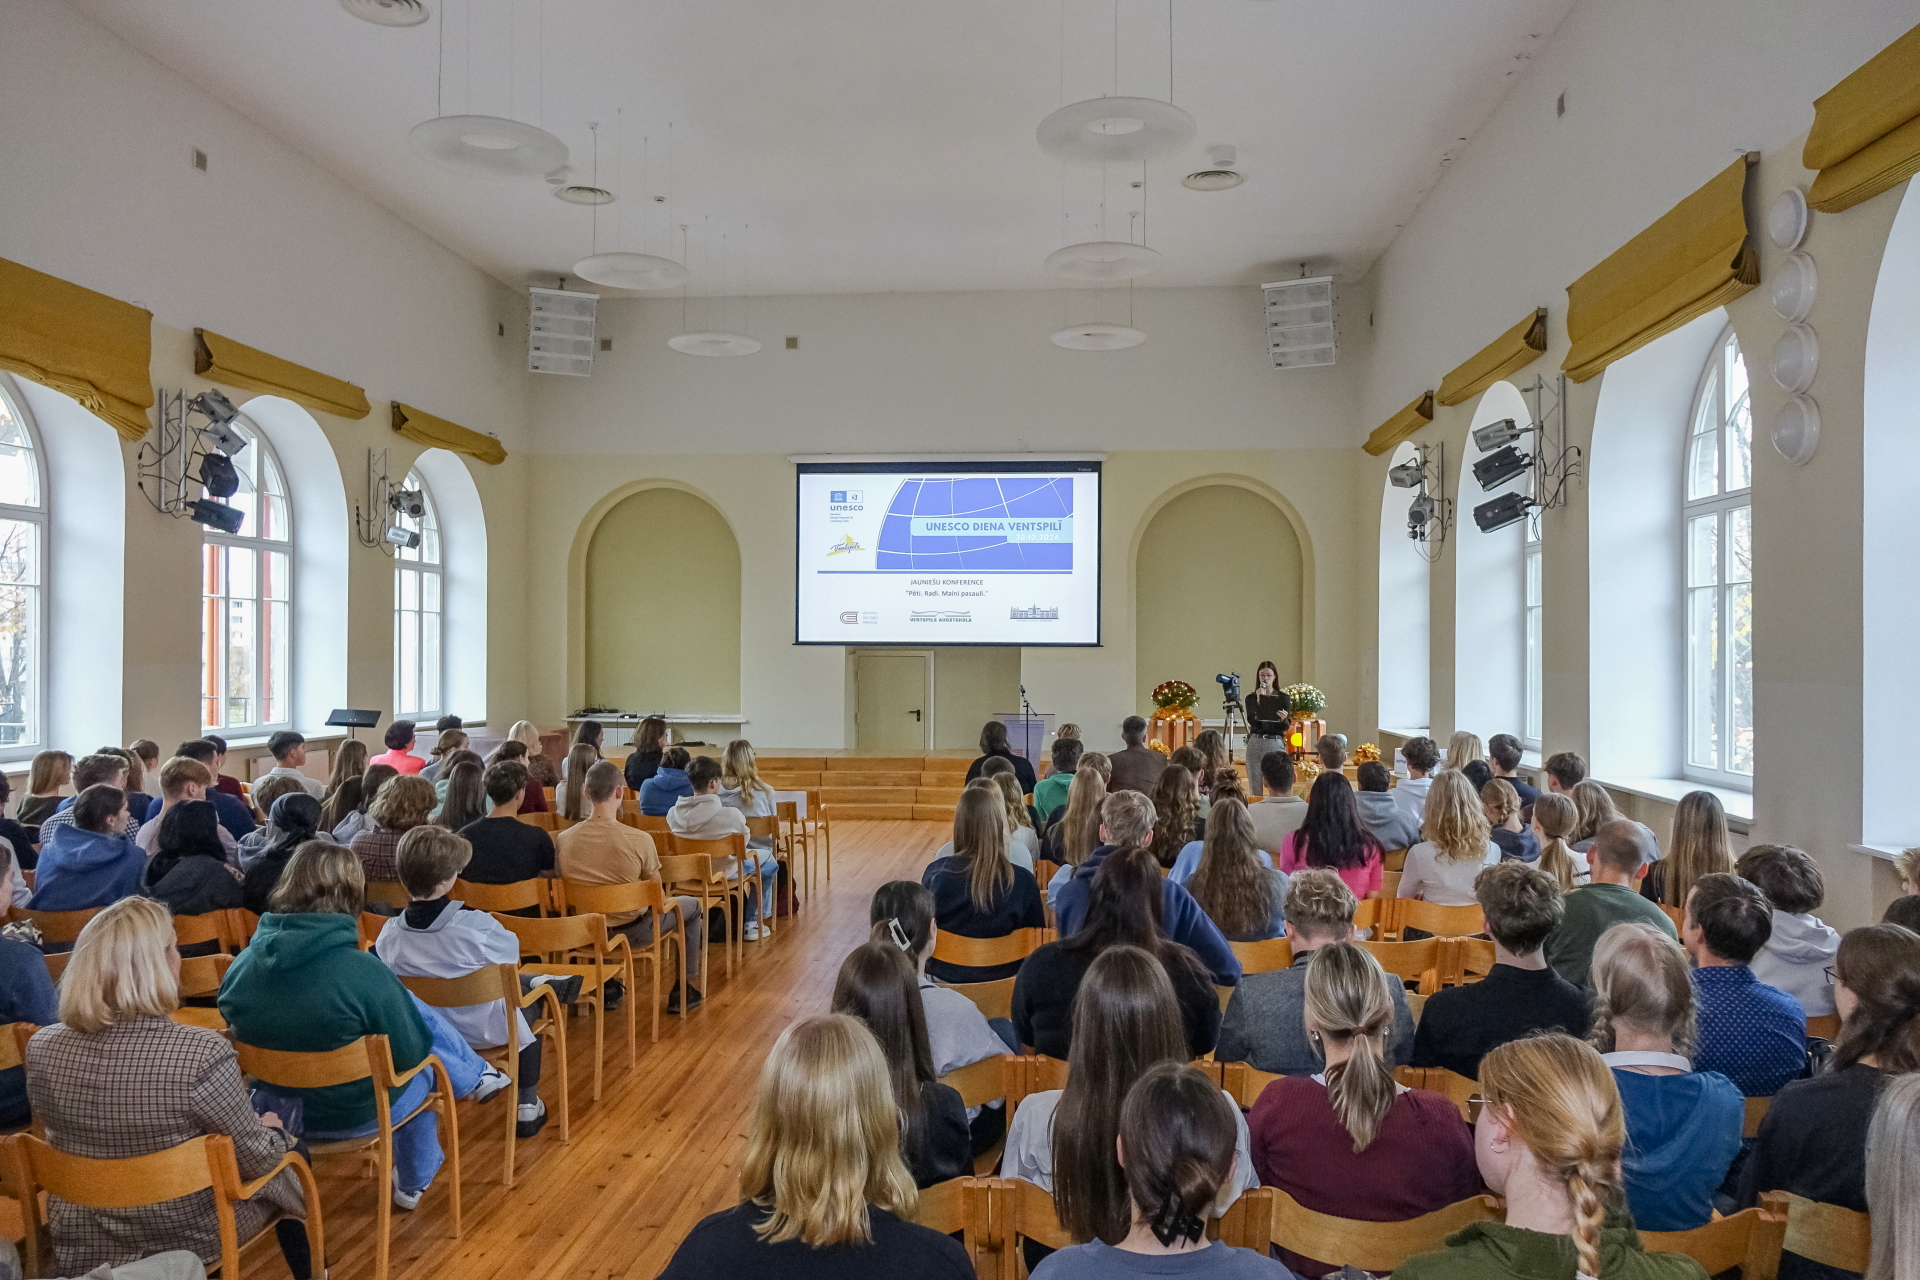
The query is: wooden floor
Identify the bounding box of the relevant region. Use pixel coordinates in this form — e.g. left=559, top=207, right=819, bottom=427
left=270, top=819, right=947, bottom=1280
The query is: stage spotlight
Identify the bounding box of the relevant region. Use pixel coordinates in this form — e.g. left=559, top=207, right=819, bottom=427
left=1473, top=445, right=1531, bottom=491
left=1388, top=459, right=1426, bottom=488
left=389, top=490, right=427, bottom=520
left=1472, top=417, right=1529, bottom=452
left=197, top=451, right=239, bottom=498
left=1474, top=491, right=1533, bottom=533
left=187, top=389, right=239, bottom=427
left=187, top=498, right=245, bottom=535
left=384, top=525, right=422, bottom=550
left=1407, top=492, right=1436, bottom=538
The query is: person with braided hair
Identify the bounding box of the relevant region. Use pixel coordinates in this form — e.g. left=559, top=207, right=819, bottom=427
left=1395, top=1033, right=1707, bottom=1280
left=1031, top=1062, right=1294, bottom=1279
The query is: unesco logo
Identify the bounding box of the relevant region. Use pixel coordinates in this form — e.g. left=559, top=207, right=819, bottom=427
left=828, top=489, right=864, bottom=511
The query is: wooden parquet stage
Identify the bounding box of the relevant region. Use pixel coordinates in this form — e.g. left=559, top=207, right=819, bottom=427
left=275, top=819, right=947, bottom=1280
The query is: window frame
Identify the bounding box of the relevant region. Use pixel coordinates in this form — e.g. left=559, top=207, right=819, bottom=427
left=1524, top=517, right=1543, bottom=750
left=1681, top=325, right=1754, bottom=791
left=391, top=468, right=444, bottom=721
left=199, top=416, right=294, bottom=737
left=0, top=379, right=49, bottom=760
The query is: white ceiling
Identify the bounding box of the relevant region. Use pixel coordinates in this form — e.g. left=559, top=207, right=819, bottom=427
left=70, top=0, right=1574, bottom=297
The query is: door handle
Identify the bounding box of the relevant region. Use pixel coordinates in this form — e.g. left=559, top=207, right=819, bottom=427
left=910, top=709, right=922, bottom=721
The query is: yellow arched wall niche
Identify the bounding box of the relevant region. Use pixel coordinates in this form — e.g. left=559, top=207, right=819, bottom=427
left=583, top=487, right=742, bottom=714
left=1133, top=483, right=1305, bottom=713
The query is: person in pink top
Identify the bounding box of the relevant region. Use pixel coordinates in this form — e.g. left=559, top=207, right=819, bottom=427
left=1276, top=773, right=1384, bottom=901
left=368, top=720, right=425, bottom=776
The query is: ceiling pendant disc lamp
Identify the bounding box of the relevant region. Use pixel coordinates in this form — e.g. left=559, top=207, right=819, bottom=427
left=668, top=332, right=762, bottom=357
left=340, top=0, right=431, bottom=26
left=1037, top=96, right=1196, bottom=165
left=1051, top=323, right=1146, bottom=351
left=573, top=252, right=692, bottom=291
left=1045, top=240, right=1162, bottom=281
left=408, top=115, right=569, bottom=179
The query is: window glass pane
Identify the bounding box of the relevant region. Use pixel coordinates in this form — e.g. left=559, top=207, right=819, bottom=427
left=0, top=520, right=37, bottom=588
left=1687, top=428, right=1719, bottom=500
left=1688, top=586, right=1721, bottom=770
left=1525, top=546, right=1541, bottom=607
left=399, top=568, right=419, bottom=612
left=1687, top=514, right=1719, bottom=588
left=1726, top=391, right=1753, bottom=493
left=264, top=600, right=288, bottom=727
left=1725, top=335, right=1749, bottom=409
left=226, top=545, right=255, bottom=599
left=422, top=611, right=442, bottom=714
left=1727, top=506, right=1752, bottom=585
left=398, top=611, right=419, bottom=715
left=259, top=453, right=290, bottom=543
left=0, top=396, right=39, bottom=509
left=422, top=521, right=441, bottom=566
left=226, top=597, right=255, bottom=727
left=263, top=551, right=289, bottom=602
left=0, top=579, right=36, bottom=746
left=202, top=543, right=225, bottom=595
left=1729, top=582, right=1754, bottom=775
left=422, top=570, right=441, bottom=613
left=201, top=592, right=222, bottom=728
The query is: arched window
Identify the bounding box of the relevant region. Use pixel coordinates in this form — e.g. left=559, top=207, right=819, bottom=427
left=0, top=383, right=47, bottom=751
left=1683, top=327, right=1753, bottom=787
left=200, top=419, right=291, bottom=734
left=1524, top=516, right=1542, bottom=748
left=392, top=469, right=443, bottom=719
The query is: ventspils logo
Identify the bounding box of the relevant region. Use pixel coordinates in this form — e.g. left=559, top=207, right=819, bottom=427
left=826, top=535, right=864, bottom=557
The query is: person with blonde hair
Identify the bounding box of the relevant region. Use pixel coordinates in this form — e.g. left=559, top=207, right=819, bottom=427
left=1483, top=778, right=1540, bottom=864
left=1640, top=790, right=1731, bottom=908
left=558, top=741, right=603, bottom=821
left=1530, top=792, right=1590, bottom=891
left=1041, top=757, right=1108, bottom=896
left=27, top=897, right=314, bottom=1276
left=1568, top=779, right=1627, bottom=849
left=322, top=737, right=369, bottom=805
left=981, top=768, right=1041, bottom=865
left=19, top=748, right=73, bottom=827
left=1896, top=846, right=1920, bottom=897
left=1586, top=922, right=1742, bottom=1231
left=1180, top=798, right=1287, bottom=942
left=1398, top=769, right=1499, bottom=907
left=1395, top=1033, right=1706, bottom=1280
left=1442, top=731, right=1485, bottom=772
left=1249, top=943, right=1479, bottom=1277
left=350, top=772, right=435, bottom=881
left=1865, top=1072, right=1920, bottom=1280
left=921, top=787, right=1043, bottom=985
left=671, top=754, right=778, bottom=940
left=657, top=1014, right=971, bottom=1278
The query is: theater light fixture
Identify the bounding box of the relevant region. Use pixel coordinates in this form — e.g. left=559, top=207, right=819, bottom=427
left=1473, top=491, right=1533, bottom=534
left=187, top=498, right=244, bottom=535
left=1470, top=417, right=1534, bottom=452
left=1473, top=445, right=1531, bottom=491
left=196, top=451, right=239, bottom=499
left=1407, top=492, right=1437, bottom=536
left=385, top=524, right=422, bottom=549
left=1388, top=459, right=1426, bottom=489
left=186, top=389, right=239, bottom=427
left=389, top=489, right=427, bottom=520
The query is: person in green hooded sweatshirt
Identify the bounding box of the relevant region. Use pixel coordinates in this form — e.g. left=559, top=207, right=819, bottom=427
left=219, top=840, right=506, bottom=1210
left=1391, top=1033, right=1707, bottom=1280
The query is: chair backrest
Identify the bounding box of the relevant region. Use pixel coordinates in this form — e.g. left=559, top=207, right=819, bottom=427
left=1351, top=897, right=1383, bottom=932
left=1033, top=859, right=1061, bottom=891
left=1228, top=936, right=1294, bottom=975
left=670, top=833, right=747, bottom=859
left=363, top=880, right=412, bottom=910
left=657, top=853, right=722, bottom=888
left=1776, top=1192, right=1871, bottom=1274
left=227, top=909, right=261, bottom=947
left=931, top=927, right=1045, bottom=969
left=745, top=815, right=780, bottom=842
left=172, top=911, right=232, bottom=952
left=1392, top=899, right=1485, bottom=939
left=1743, top=1095, right=1772, bottom=1139
left=1394, top=1066, right=1480, bottom=1121
left=1449, top=937, right=1498, bottom=985
left=559, top=878, right=666, bottom=919
left=234, top=1034, right=384, bottom=1092
left=1381, top=870, right=1403, bottom=901
left=12, top=906, right=102, bottom=945
left=1005, top=1175, right=1074, bottom=1250
left=1360, top=937, right=1445, bottom=985
left=1268, top=1188, right=1501, bottom=1274
left=399, top=962, right=518, bottom=1012
left=514, top=812, right=565, bottom=832
left=357, top=912, right=388, bottom=951
left=934, top=976, right=1017, bottom=1022
left=0, top=1024, right=27, bottom=1073
left=40, top=951, right=69, bottom=982
left=775, top=800, right=799, bottom=823
left=176, top=953, right=233, bottom=999
left=454, top=877, right=548, bottom=915
left=911, top=1175, right=984, bottom=1239
left=1381, top=848, right=1409, bottom=872
left=1805, top=1013, right=1842, bottom=1041
left=16, top=1131, right=223, bottom=1208
left=939, top=1055, right=1016, bottom=1109
left=636, top=814, right=672, bottom=836
left=493, top=910, right=610, bottom=959
left=1218, top=1060, right=1282, bottom=1109
left=1640, top=1203, right=1787, bottom=1279
left=1657, top=903, right=1686, bottom=930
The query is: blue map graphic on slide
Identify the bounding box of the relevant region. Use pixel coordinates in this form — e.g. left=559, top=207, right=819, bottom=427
left=874, top=476, right=1074, bottom=572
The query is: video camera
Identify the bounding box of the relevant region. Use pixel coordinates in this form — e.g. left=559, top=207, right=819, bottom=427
left=1216, top=671, right=1243, bottom=710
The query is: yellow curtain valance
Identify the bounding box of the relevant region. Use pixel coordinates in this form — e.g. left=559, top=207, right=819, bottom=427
left=1362, top=391, right=1435, bottom=458
left=195, top=329, right=371, bottom=420
left=1804, top=20, right=1920, bottom=213
left=1562, top=156, right=1758, bottom=384
left=0, top=256, right=152, bottom=441
left=1436, top=309, right=1548, bottom=407
left=392, top=401, right=507, bottom=466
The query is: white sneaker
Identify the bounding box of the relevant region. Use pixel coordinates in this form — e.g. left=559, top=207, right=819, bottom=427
left=471, top=1068, right=513, bottom=1103
left=743, top=921, right=762, bottom=941
left=393, top=1186, right=423, bottom=1211
left=759, top=918, right=775, bottom=936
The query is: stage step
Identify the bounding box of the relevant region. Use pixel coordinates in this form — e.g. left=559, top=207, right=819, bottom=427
left=824, top=802, right=958, bottom=822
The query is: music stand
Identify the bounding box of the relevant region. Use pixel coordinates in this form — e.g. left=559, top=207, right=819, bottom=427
left=326, top=709, right=382, bottom=742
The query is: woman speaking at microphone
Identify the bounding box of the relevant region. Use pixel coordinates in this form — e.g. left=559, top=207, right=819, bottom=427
left=1244, top=662, right=1292, bottom=797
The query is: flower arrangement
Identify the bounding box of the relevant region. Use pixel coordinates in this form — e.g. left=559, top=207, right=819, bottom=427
left=1151, top=680, right=1199, bottom=715
left=1298, top=758, right=1323, bottom=782
left=1282, top=683, right=1326, bottom=716
left=1352, top=742, right=1381, bottom=764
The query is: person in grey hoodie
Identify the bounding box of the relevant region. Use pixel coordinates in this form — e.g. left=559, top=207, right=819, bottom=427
left=1353, top=761, right=1423, bottom=850
left=1736, top=843, right=1843, bottom=1018
left=667, top=756, right=778, bottom=939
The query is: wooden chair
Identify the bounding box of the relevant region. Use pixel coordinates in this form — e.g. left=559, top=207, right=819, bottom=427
left=659, top=851, right=738, bottom=981
left=1003, top=1055, right=1070, bottom=1126
left=493, top=912, right=632, bottom=1100
left=398, top=963, right=570, bottom=1187
left=938, top=976, right=1018, bottom=1022
left=9, top=905, right=102, bottom=947
left=1351, top=897, right=1384, bottom=934
left=1657, top=903, right=1686, bottom=930
left=0, top=1123, right=41, bottom=1275
left=1218, top=1060, right=1282, bottom=1109
left=172, top=954, right=233, bottom=1032
left=803, top=790, right=832, bottom=882
left=233, top=1033, right=460, bottom=1280
left=1446, top=937, right=1498, bottom=986
left=226, top=909, right=261, bottom=949
left=633, top=813, right=672, bottom=839
left=912, top=1176, right=995, bottom=1275
left=10, top=1131, right=323, bottom=1280
left=746, top=815, right=799, bottom=916
left=513, top=811, right=565, bottom=833
left=1641, top=1203, right=1786, bottom=1280
left=1228, top=936, right=1294, bottom=975
left=775, top=801, right=813, bottom=898
left=1382, top=847, right=1409, bottom=872
left=1806, top=1013, right=1842, bottom=1040
left=1360, top=938, right=1446, bottom=995
left=453, top=877, right=550, bottom=917
left=1380, top=870, right=1403, bottom=902
left=1390, top=900, right=1485, bottom=940
left=1001, top=1173, right=1073, bottom=1253
left=357, top=912, right=390, bottom=951
left=363, top=880, right=413, bottom=910
left=939, top=1055, right=1016, bottom=1110
left=1743, top=1095, right=1773, bottom=1139
left=173, top=910, right=236, bottom=955
left=1771, top=1190, right=1871, bottom=1275
left=1395, top=1066, right=1481, bottom=1121
left=1032, top=858, right=1062, bottom=928
left=1259, top=1187, right=1502, bottom=1274
left=557, top=879, right=686, bottom=1044
left=931, top=927, right=1045, bottom=972
left=672, top=832, right=763, bottom=961
left=38, top=952, right=68, bottom=983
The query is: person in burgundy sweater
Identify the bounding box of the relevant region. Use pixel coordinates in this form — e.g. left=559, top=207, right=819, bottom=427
left=1248, top=942, right=1482, bottom=1278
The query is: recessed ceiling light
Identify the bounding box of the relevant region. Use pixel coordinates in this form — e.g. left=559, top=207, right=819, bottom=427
left=573, top=252, right=691, bottom=290
left=554, top=184, right=615, bottom=205
left=408, top=115, right=569, bottom=179
left=1043, top=241, right=1163, bottom=281
left=669, top=332, right=762, bottom=357
left=1051, top=324, right=1146, bottom=351
left=1182, top=168, right=1244, bottom=191
left=340, top=0, right=429, bottom=26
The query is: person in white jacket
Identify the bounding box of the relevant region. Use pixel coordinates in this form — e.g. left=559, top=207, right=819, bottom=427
left=374, top=825, right=550, bottom=1137
left=1736, top=843, right=1843, bottom=1017
left=718, top=740, right=781, bottom=930
left=669, top=756, right=779, bottom=941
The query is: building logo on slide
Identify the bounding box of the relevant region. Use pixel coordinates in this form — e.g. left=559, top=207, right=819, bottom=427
left=909, top=610, right=972, bottom=624
left=826, top=535, right=865, bottom=556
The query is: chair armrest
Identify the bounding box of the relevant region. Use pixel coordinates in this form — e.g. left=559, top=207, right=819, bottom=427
left=234, top=1146, right=307, bottom=1200
left=602, top=933, right=633, bottom=958
left=519, top=981, right=565, bottom=1027
left=389, top=1050, right=448, bottom=1091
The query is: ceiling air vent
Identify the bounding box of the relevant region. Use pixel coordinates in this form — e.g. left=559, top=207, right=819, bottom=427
left=339, top=0, right=430, bottom=27
left=529, top=288, right=597, bottom=377
left=1262, top=276, right=1336, bottom=369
